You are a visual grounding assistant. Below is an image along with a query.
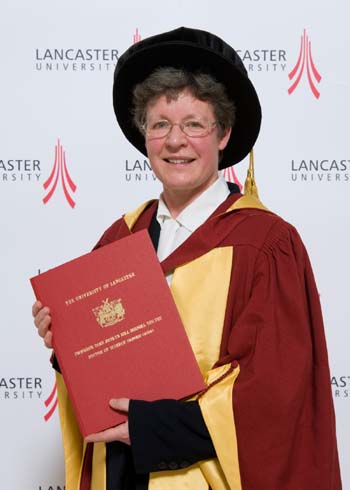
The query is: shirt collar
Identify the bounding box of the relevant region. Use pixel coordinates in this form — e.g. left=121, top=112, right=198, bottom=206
left=156, top=175, right=230, bottom=233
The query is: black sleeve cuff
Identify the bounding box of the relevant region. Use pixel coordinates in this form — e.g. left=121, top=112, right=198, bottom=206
left=50, top=353, right=61, bottom=373
left=129, top=399, right=215, bottom=474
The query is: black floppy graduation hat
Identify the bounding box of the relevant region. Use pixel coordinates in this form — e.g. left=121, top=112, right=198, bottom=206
left=113, top=26, right=262, bottom=169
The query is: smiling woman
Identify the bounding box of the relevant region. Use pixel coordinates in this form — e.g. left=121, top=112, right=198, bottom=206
left=143, top=91, right=231, bottom=216
left=128, top=66, right=238, bottom=216
left=33, top=26, right=341, bottom=490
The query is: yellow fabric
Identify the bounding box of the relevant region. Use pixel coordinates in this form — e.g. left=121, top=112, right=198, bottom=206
left=198, top=459, right=232, bottom=490
left=123, top=200, right=156, bottom=230
left=91, top=443, right=106, bottom=490
left=199, top=365, right=241, bottom=490
left=169, top=247, right=233, bottom=375
left=56, top=372, right=84, bottom=490
left=227, top=193, right=269, bottom=212
left=149, top=466, right=209, bottom=490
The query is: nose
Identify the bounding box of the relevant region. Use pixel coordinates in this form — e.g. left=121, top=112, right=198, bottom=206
left=165, top=123, right=187, bottom=148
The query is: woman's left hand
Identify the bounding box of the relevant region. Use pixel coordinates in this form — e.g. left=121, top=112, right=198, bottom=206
left=84, top=398, right=130, bottom=445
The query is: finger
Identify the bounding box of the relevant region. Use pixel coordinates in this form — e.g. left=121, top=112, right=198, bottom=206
left=37, top=314, right=52, bottom=338
left=85, top=421, right=129, bottom=444
left=85, top=427, right=118, bottom=443
left=34, top=306, right=51, bottom=329
left=32, top=300, right=43, bottom=317
left=109, top=398, right=130, bottom=413
left=44, top=330, right=53, bottom=349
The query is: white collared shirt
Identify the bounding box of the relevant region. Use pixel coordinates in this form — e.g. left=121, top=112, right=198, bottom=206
left=156, top=175, right=230, bottom=283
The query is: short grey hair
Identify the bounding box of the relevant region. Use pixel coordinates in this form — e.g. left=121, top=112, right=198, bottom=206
left=132, top=67, right=236, bottom=138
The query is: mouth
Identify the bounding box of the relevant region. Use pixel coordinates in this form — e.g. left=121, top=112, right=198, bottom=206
left=164, top=158, right=195, bottom=164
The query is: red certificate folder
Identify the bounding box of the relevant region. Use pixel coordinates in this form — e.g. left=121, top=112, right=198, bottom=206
left=30, top=230, right=205, bottom=437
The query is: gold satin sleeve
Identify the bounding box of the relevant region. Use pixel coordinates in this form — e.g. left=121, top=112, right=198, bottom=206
left=198, top=364, right=241, bottom=490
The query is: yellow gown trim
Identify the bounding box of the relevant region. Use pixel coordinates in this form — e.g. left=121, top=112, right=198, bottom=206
left=91, top=443, right=106, bottom=490
left=169, top=247, right=233, bottom=375
left=123, top=200, right=156, bottom=230
left=198, top=364, right=241, bottom=490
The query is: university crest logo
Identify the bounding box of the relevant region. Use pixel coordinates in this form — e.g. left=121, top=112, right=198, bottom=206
left=288, top=29, right=322, bottom=99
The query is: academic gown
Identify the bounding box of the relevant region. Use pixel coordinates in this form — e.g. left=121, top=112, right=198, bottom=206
left=55, top=191, right=342, bottom=490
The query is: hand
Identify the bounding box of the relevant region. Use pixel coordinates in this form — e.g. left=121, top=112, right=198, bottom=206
left=32, top=300, right=53, bottom=348
left=85, top=398, right=130, bottom=445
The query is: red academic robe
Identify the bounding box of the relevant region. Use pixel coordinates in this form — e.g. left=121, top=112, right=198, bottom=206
left=57, top=192, right=342, bottom=490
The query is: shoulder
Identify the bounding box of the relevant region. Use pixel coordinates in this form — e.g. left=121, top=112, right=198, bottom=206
left=223, top=206, right=303, bottom=254
left=93, top=199, right=158, bottom=250
left=93, top=216, right=129, bottom=250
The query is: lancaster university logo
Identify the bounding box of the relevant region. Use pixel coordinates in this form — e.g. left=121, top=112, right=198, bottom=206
left=288, top=29, right=322, bottom=99
left=43, top=381, right=58, bottom=421
left=43, top=139, right=77, bottom=208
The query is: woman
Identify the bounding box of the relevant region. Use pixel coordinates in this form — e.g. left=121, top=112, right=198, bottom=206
left=33, top=27, right=341, bottom=490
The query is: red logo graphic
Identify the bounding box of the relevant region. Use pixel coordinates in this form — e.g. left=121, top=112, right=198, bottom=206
left=223, top=165, right=243, bottom=192
left=43, top=381, right=58, bottom=422
left=288, top=29, right=322, bottom=99
left=43, top=139, right=77, bottom=208
left=133, top=28, right=141, bottom=44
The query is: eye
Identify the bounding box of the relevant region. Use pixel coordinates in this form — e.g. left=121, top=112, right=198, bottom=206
left=184, top=120, right=206, bottom=130
left=150, top=120, right=171, bottom=130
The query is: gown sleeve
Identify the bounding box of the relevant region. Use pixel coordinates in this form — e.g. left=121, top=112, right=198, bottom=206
left=223, top=220, right=341, bottom=490
left=128, top=400, right=215, bottom=474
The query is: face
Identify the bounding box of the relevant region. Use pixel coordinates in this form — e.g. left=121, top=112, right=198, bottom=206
left=144, top=91, right=231, bottom=204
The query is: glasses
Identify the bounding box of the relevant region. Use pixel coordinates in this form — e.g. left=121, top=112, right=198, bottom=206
left=141, top=119, right=218, bottom=139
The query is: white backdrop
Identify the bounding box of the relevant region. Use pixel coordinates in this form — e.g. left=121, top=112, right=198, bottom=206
left=1, top=1, right=349, bottom=488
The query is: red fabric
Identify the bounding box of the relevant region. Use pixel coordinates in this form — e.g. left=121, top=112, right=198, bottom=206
left=161, top=192, right=242, bottom=273
left=218, top=211, right=341, bottom=489
left=93, top=200, right=158, bottom=250
left=95, top=198, right=341, bottom=490
left=80, top=443, right=93, bottom=490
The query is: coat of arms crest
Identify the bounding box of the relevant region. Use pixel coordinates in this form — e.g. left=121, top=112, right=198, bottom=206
left=92, top=298, right=125, bottom=327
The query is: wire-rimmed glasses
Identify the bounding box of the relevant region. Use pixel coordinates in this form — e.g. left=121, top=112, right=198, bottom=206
left=141, top=118, right=218, bottom=139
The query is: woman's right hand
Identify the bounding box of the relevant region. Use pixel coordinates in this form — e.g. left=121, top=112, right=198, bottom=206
left=32, top=300, right=53, bottom=348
